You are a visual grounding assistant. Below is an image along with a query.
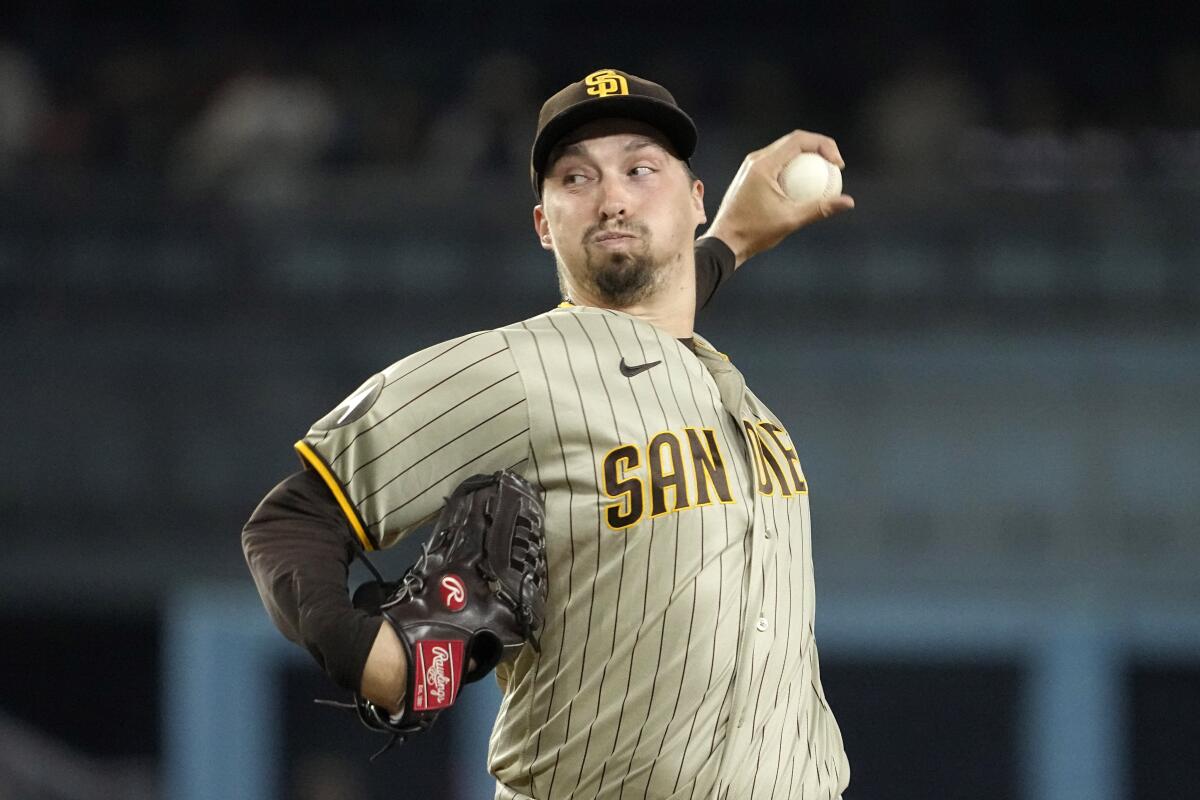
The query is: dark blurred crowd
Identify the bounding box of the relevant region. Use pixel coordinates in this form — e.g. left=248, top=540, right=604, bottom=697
left=2, top=31, right=1199, bottom=205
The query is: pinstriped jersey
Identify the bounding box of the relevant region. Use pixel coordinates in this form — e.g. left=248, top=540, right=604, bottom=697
left=297, top=304, right=849, bottom=800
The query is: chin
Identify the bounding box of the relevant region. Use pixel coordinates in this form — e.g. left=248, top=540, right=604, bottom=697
left=590, top=254, right=660, bottom=306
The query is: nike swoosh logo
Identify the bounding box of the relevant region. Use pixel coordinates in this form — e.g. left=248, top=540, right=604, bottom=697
left=619, top=358, right=661, bottom=378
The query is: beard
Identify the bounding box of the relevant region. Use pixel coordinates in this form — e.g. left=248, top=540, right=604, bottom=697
left=577, top=222, right=664, bottom=306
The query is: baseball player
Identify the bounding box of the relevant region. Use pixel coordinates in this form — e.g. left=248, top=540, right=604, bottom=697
left=244, top=67, right=854, bottom=799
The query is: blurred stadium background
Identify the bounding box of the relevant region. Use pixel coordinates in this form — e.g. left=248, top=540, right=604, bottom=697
left=1, top=1, right=1198, bottom=798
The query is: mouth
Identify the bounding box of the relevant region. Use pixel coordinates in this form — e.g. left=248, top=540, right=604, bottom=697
left=591, top=232, right=638, bottom=246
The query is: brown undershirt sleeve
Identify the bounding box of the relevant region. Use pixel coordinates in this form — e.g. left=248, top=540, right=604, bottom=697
left=694, top=236, right=737, bottom=311
left=241, top=469, right=383, bottom=692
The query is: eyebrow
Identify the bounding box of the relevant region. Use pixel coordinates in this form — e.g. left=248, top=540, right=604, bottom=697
left=554, top=136, right=666, bottom=162
left=623, top=137, right=663, bottom=152
left=556, top=141, right=586, bottom=159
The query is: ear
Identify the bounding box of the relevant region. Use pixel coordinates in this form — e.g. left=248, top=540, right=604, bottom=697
left=690, top=179, right=707, bottom=227
left=533, top=204, right=554, bottom=251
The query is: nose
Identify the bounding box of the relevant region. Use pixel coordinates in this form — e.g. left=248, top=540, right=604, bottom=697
left=598, top=177, right=630, bottom=221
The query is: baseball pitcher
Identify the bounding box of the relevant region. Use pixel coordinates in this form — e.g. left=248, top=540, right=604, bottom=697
left=244, top=67, right=855, bottom=799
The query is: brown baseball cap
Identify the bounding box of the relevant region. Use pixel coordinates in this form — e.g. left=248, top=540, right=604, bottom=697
left=530, top=68, right=697, bottom=197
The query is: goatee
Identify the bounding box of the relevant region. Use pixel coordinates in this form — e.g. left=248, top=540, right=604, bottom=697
left=589, top=251, right=659, bottom=306
left=582, top=223, right=662, bottom=306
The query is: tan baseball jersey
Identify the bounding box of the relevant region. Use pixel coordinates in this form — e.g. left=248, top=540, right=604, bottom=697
left=297, top=304, right=849, bottom=800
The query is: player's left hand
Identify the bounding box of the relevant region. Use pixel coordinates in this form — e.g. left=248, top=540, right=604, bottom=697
left=702, top=130, right=855, bottom=268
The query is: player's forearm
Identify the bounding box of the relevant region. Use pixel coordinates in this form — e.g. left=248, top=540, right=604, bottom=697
left=702, top=198, right=784, bottom=270
left=359, top=622, right=408, bottom=712
left=241, top=470, right=383, bottom=692
left=693, top=236, right=736, bottom=310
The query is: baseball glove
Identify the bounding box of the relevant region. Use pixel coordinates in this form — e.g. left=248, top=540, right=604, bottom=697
left=346, top=469, right=547, bottom=751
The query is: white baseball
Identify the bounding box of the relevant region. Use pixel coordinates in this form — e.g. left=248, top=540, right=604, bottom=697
left=778, top=152, right=842, bottom=204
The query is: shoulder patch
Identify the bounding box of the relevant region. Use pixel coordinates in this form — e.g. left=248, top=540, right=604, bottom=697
left=311, top=373, right=385, bottom=431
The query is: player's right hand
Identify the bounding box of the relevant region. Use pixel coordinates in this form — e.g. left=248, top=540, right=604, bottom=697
left=704, top=129, right=855, bottom=268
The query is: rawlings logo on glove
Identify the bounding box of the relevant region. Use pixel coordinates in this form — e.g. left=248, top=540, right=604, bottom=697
left=412, top=640, right=463, bottom=711
left=438, top=574, right=467, bottom=612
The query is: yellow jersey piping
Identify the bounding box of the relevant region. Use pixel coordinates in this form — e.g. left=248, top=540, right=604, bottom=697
left=294, top=440, right=376, bottom=551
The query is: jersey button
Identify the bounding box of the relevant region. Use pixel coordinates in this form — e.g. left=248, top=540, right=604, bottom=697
left=756, top=617, right=769, bottom=632
left=764, top=529, right=772, bottom=539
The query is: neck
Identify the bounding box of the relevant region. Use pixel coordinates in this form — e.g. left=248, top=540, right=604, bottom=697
left=611, top=292, right=696, bottom=338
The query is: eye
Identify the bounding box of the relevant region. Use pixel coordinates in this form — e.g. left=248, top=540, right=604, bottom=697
left=629, top=165, right=655, bottom=177
left=562, top=173, right=589, bottom=186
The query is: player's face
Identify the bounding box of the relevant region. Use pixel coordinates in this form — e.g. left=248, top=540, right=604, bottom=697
left=534, top=119, right=706, bottom=307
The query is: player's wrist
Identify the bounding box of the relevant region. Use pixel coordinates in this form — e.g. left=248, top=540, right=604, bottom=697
left=360, top=619, right=408, bottom=711
left=296, top=600, right=388, bottom=694
left=700, top=225, right=752, bottom=269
